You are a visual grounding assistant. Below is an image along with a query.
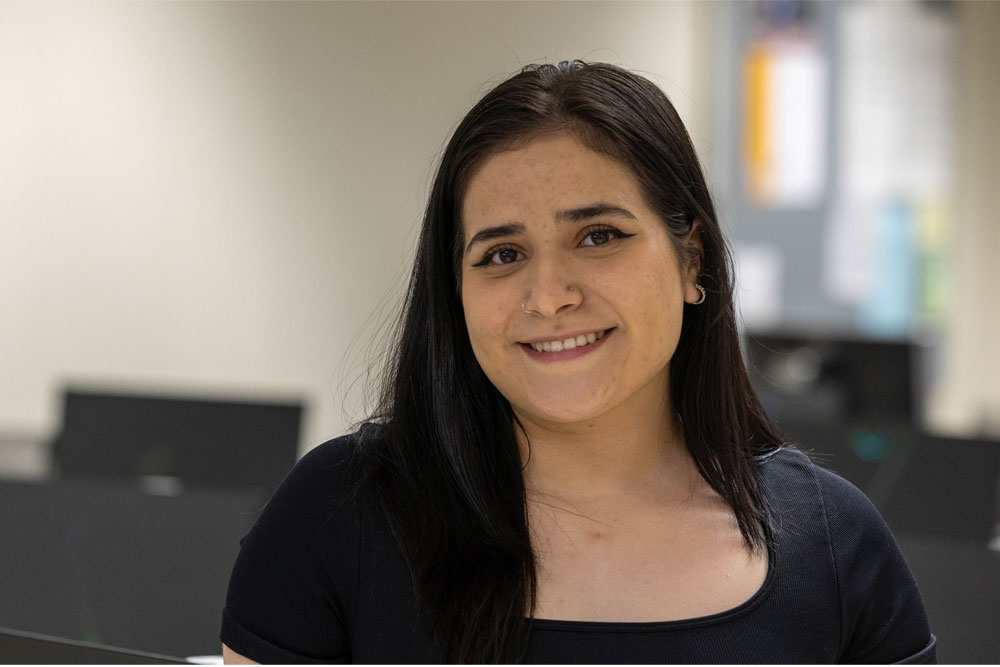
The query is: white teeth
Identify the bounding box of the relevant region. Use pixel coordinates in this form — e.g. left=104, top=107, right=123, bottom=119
left=528, top=330, right=607, bottom=353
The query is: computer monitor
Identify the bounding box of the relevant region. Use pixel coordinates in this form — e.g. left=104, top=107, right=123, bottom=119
left=52, top=387, right=302, bottom=496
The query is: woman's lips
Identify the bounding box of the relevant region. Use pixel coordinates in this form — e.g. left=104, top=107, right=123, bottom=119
left=520, top=328, right=614, bottom=362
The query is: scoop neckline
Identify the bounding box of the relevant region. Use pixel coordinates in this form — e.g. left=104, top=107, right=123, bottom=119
left=526, top=528, right=778, bottom=633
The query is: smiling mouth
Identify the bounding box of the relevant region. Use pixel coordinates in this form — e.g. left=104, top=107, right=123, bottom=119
left=525, top=329, right=609, bottom=353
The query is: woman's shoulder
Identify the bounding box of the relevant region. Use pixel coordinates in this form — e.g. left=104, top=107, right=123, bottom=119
left=232, top=423, right=395, bottom=565
left=269, top=422, right=385, bottom=506
left=221, top=426, right=391, bottom=663
left=263, top=433, right=357, bottom=510
left=759, top=446, right=936, bottom=663
left=757, top=446, right=903, bottom=588
left=759, top=446, right=879, bottom=518
left=286, top=424, right=378, bottom=475
left=759, top=445, right=898, bottom=552
left=760, top=445, right=912, bottom=574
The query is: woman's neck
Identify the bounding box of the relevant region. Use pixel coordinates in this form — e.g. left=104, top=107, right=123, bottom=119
left=514, top=387, right=697, bottom=505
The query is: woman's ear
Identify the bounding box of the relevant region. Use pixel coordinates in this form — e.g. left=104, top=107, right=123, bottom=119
left=683, top=222, right=704, bottom=304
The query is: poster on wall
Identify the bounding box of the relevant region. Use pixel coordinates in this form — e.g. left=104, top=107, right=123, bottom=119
left=742, top=1, right=827, bottom=210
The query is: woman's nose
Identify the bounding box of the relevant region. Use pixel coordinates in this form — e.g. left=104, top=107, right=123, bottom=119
left=521, top=256, right=583, bottom=317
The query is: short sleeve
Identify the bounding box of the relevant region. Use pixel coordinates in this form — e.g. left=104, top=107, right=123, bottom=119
left=221, top=436, right=361, bottom=664
left=812, top=464, right=937, bottom=664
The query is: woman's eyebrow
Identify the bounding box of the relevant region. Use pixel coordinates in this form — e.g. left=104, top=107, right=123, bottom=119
left=465, top=222, right=526, bottom=255
left=555, top=203, right=637, bottom=223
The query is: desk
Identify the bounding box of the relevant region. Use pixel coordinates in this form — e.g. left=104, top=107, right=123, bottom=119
left=0, top=478, right=263, bottom=658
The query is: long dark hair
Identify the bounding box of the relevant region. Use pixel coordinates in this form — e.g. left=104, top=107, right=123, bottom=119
left=353, top=61, right=784, bottom=663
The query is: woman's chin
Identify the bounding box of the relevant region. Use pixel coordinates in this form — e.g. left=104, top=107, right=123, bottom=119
left=513, top=398, right=612, bottom=429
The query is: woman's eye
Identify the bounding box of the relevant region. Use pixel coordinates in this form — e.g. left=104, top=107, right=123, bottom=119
left=474, top=245, right=523, bottom=267
left=580, top=226, right=633, bottom=247
left=493, top=248, right=520, bottom=264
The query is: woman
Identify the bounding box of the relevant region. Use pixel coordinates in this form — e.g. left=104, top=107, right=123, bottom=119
left=221, top=61, right=936, bottom=664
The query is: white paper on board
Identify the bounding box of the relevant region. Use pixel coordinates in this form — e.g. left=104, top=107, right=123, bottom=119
left=769, top=41, right=827, bottom=208
left=735, top=242, right=784, bottom=331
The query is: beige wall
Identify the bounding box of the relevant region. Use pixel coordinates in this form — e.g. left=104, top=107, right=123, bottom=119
left=929, top=1, right=1000, bottom=435
left=0, top=2, right=714, bottom=459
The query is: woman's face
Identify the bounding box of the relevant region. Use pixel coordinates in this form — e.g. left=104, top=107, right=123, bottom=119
left=460, top=132, right=702, bottom=427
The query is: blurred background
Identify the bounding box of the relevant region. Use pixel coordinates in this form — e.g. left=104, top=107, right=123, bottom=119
left=0, top=0, right=997, bottom=662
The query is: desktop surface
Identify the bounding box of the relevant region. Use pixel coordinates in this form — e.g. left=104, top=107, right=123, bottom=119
left=0, top=626, right=187, bottom=664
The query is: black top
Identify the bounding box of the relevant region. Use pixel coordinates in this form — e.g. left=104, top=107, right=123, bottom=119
left=221, top=433, right=937, bottom=663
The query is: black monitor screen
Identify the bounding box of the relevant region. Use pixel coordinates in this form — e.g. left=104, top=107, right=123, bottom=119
left=52, top=388, right=302, bottom=496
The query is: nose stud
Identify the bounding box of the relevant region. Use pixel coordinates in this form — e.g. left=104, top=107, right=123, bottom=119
left=522, top=285, right=576, bottom=316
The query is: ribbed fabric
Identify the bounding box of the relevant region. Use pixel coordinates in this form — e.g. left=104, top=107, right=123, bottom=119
left=221, top=433, right=936, bottom=664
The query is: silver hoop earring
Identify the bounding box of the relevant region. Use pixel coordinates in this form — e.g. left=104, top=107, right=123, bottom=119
left=692, top=284, right=707, bottom=305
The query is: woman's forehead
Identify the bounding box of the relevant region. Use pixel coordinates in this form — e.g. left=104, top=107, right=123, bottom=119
left=460, top=134, right=646, bottom=234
